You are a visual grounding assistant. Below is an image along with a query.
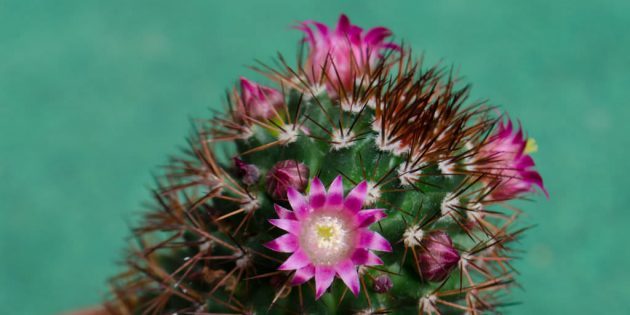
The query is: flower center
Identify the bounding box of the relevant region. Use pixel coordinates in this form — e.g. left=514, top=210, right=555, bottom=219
left=313, top=216, right=346, bottom=249
left=301, top=214, right=354, bottom=265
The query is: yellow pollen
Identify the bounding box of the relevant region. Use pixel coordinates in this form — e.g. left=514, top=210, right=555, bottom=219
left=310, top=216, right=346, bottom=250
left=316, top=225, right=335, bottom=240
left=525, top=138, right=538, bottom=154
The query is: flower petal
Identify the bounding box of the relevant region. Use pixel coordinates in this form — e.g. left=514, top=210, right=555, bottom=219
left=291, top=264, right=315, bottom=285
left=309, top=177, right=326, bottom=209
left=278, top=250, right=310, bottom=271
left=315, top=266, right=336, bottom=299
left=365, top=27, right=393, bottom=45
left=334, top=259, right=360, bottom=296
left=351, top=249, right=384, bottom=266
left=287, top=187, right=309, bottom=219
left=344, top=181, right=367, bottom=213
left=356, top=209, right=387, bottom=227
left=264, top=234, right=298, bottom=253
left=336, top=14, right=351, bottom=34
left=358, top=230, right=392, bottom=252
left=268, top=219, right=301, bottom=235
left=325, top=175, right=344, bottom=208
left=274, top=204, right=296, bottom=220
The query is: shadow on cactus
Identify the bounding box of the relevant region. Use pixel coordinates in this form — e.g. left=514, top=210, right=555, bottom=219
left=106, top=14, right=547, bottom=314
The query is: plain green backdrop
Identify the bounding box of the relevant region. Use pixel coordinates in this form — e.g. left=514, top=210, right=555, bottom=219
left=1, top=0, right=629, bottom=314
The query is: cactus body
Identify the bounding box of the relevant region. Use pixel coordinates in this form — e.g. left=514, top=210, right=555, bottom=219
left=108, top=15, right=546, bottom=314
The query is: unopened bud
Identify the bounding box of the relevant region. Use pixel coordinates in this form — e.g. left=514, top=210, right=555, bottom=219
left=233, top=157, right=260, bottom=186
left=265, top=160, right=309, bottom=199
left=372, top=274, right=393, bottom=293
left=418, top=231, right=460, bottom=282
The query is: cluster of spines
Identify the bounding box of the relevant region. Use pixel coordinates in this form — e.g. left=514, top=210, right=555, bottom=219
left=106, top=23, right=541, bottom=315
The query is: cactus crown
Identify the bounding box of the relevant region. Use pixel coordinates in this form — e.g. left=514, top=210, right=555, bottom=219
left=107, top=14, right=546, bottom=314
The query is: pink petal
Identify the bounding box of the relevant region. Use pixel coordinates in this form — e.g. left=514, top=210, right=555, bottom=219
left=240, top=77, right=256, bottom=94
left=325, top=175, right=344, bottom=208
left=259, top=85, right=283, bottom=103
left=351, top=249, right=383, bottom=266
left=291, top=264, right=315, bottom=285
left=364, top=27, right=392, bottom=44
left=358, top=230, right=392, bottom=252
left=287, top=187, right=309, bottom=219
left=269, top=219, right=301, bottom=235
left=313, top=21, right=329, bottom=38
left=274, top=204, right=296, bottom=220
left=309, top=177, right=326, bottom=209
left=334, top=259, right=360, bottom=296
left=279, top=250, right=310, bottom=270
left=519, top=155, right=536, bottom=169
left=336, top=14, right=351, bottom=34
left=264, top=234, right=298, bottom=253
left=356, top=209, right=387, bottom=227
left=383, top=42, right=401, bottom=51
left=296, top=23, right=316, bottom=44
left=344, top=181, right=368, bottom=213
left=315, top=266, right=336, bottom=299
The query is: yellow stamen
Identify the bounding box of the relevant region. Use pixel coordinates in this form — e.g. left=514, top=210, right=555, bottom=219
left=317, top=225, right=334, bottom=240
left=525, top=138, right=538, bottom=154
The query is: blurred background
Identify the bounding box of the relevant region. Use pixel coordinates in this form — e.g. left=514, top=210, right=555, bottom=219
left=1, top=0, right=628, bottom=314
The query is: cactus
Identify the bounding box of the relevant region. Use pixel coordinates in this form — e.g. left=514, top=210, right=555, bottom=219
left=107, top=14, right=547, bottom=314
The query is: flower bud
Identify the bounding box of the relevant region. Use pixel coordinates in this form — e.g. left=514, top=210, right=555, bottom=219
left=478, top=119, right=547, bottom=200
left=418, top=231, right=460, bottom=282
left=239, top=77, right=284, bottom=120
left=372, top=274, right=393, bottom=293
left=233, top=158, right=260, bottom=186
left=265, top=160, right=309, bottom=199
left=298, top=14, right=399, bottom=97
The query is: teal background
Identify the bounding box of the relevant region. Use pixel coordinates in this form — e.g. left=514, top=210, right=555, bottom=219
left=1, top=0, right=628, bottom=314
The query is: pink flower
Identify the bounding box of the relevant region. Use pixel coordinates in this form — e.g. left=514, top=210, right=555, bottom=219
left=239, top=77, right=284, bottom=120
left=265, top=160, right=310, bottom=199
left=417, top=231, right=460, bottom=282
left=480, top=119, right=547, bottom=200
left=297, top=14, right=399, bottom=95
left=265, top=176, right=391, bottom=299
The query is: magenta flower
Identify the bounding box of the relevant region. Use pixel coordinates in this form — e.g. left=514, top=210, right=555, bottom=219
left=265, top=176, right=391, bottom=299
left=297, top=14, right=399, bottom=95
left=265, top=160, right=310, bottom=199
left=481, top=119, right=547, bottom=200
left=239, top=77, right=284, bottom=120
left=418, top=231, right=460, bottom=282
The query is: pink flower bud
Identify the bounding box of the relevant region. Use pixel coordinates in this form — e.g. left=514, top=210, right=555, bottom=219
left=373, top=274, right=393, bottom=293
left=233, top=158, right=260, bottom=186
left=239, top=77, right=284, bottom=120
left=418, top=231, right=460, bottom=282
left=265, top=160, right=309, bottom=199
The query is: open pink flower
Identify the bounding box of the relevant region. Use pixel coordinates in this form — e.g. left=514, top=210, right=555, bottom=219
left=265, top=176, right=391, bottom=299
left=297, top=14, right=399, bottom=95
left=481, top=119, right=547, bottom=200
left=239, top=77, right=284, bottom=120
